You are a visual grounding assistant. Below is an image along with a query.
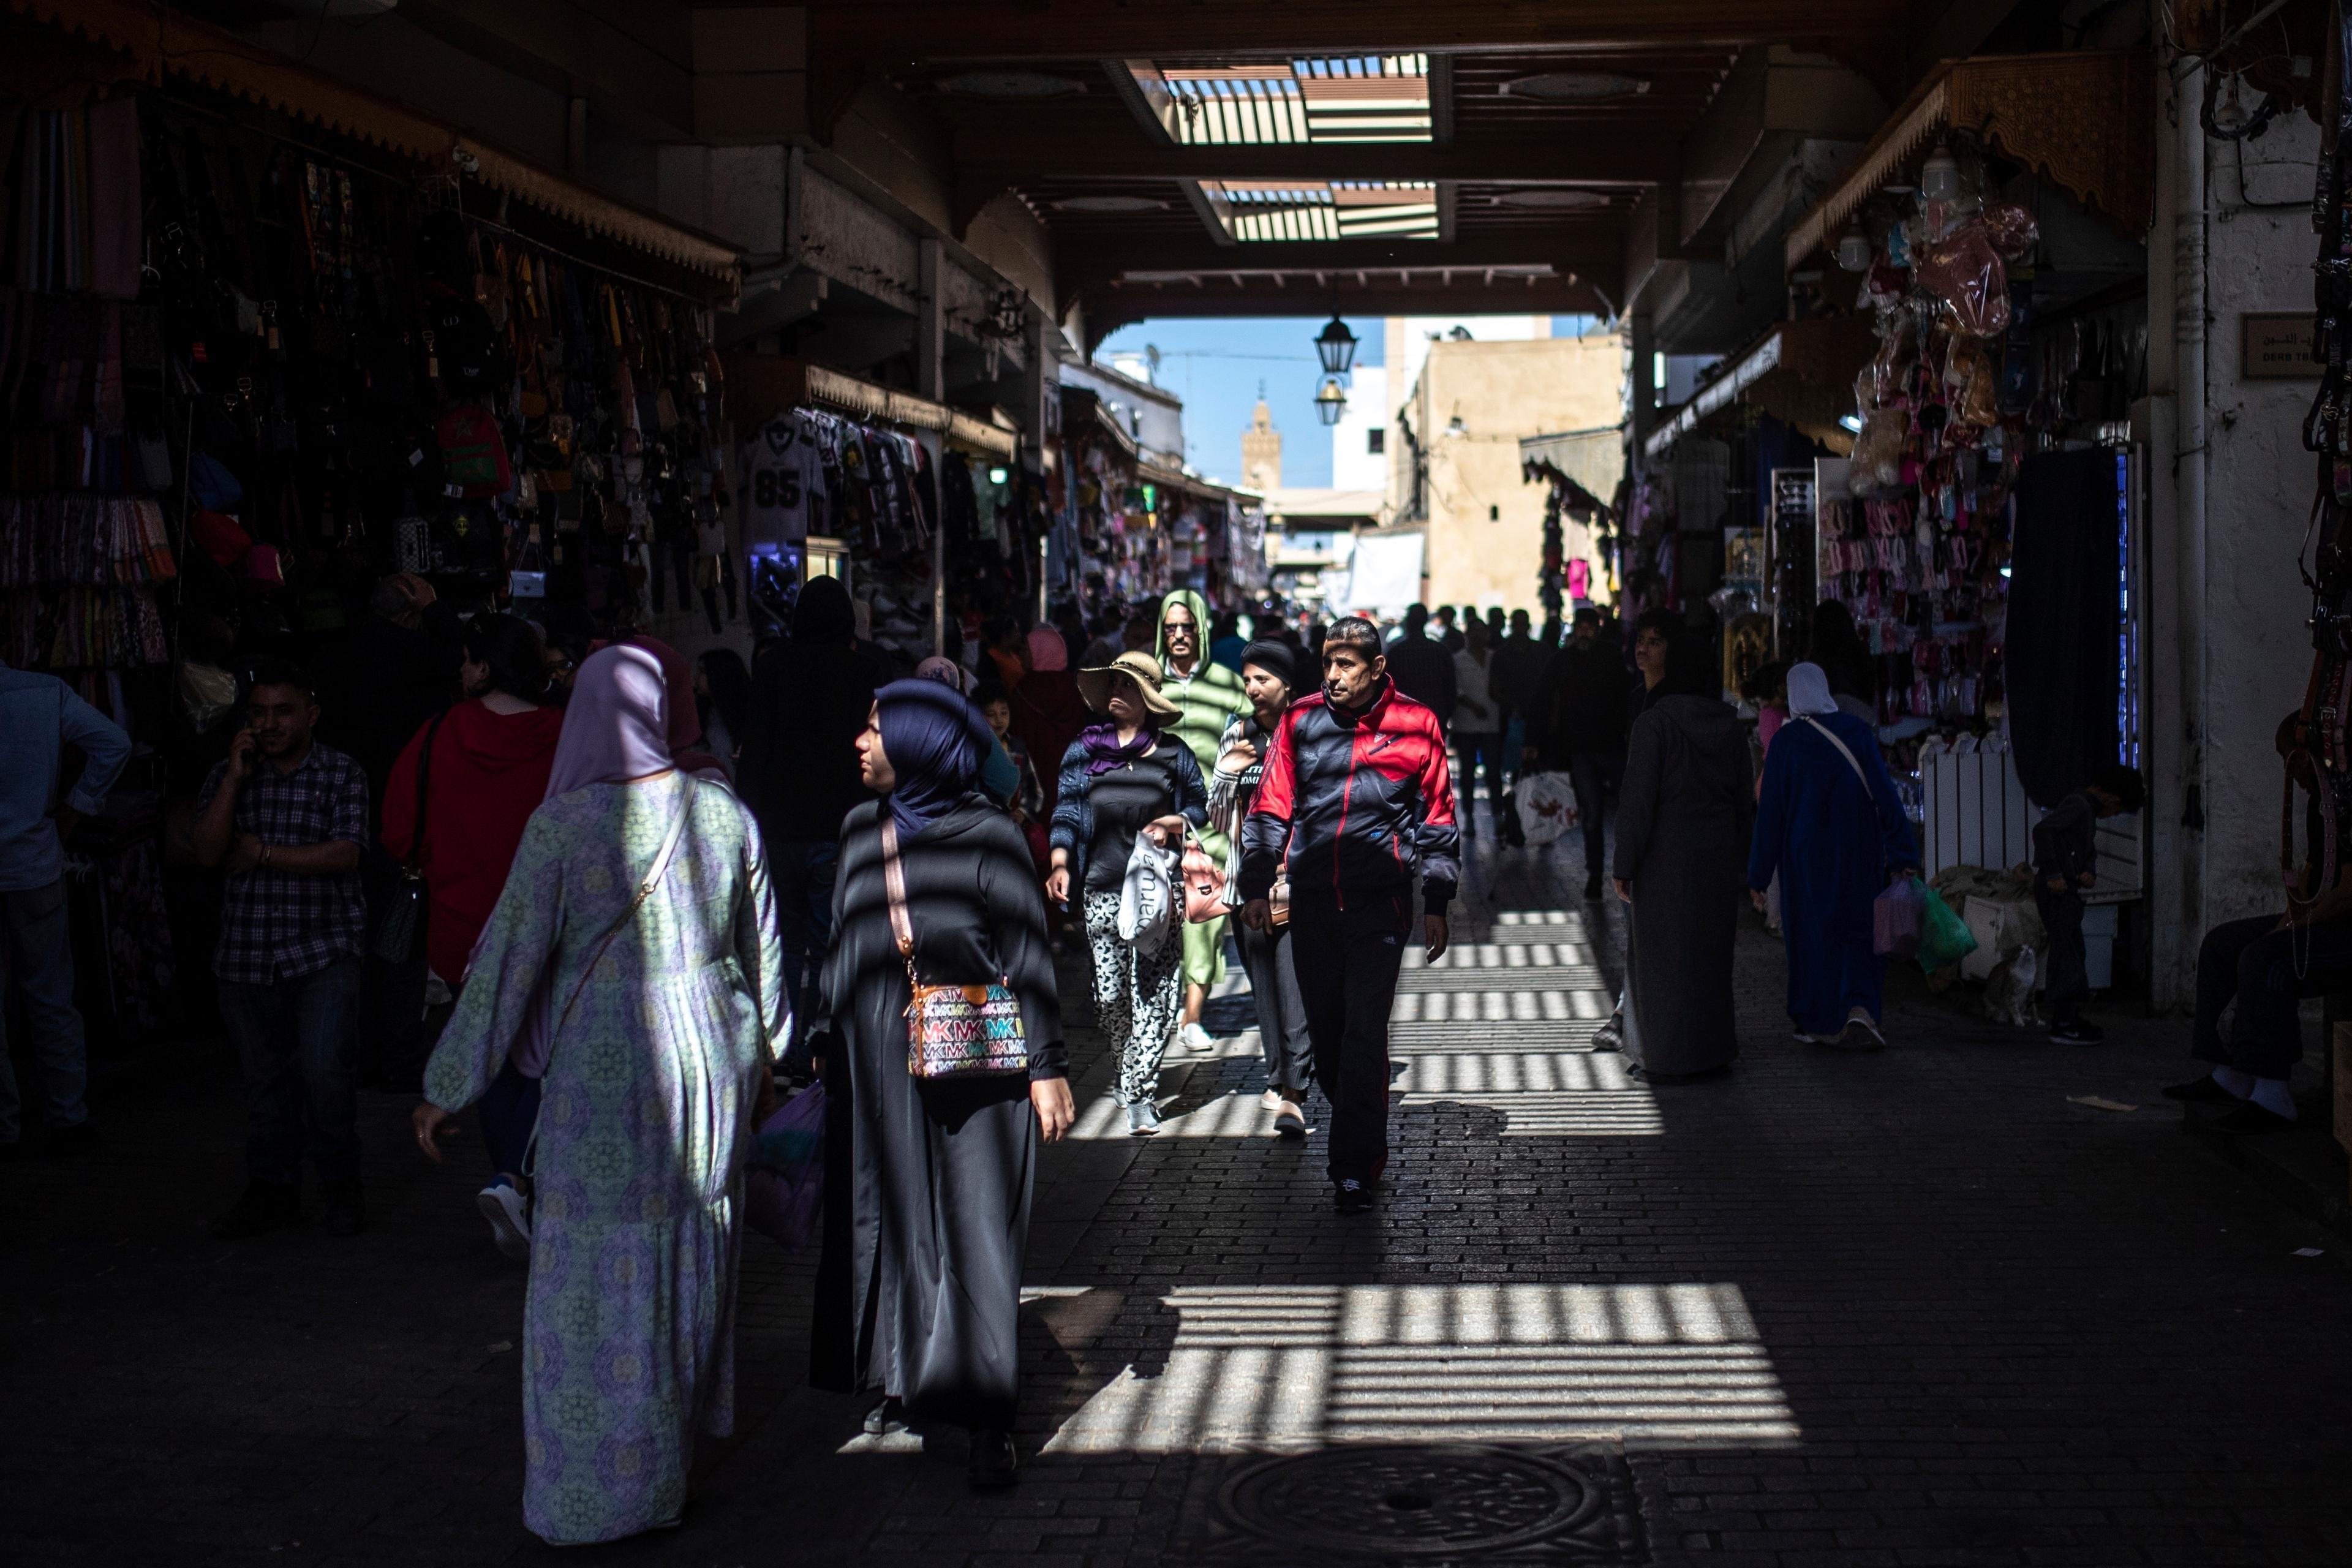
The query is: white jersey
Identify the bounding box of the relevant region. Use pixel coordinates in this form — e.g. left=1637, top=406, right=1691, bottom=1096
left=741, top=412, right=826, bottom=545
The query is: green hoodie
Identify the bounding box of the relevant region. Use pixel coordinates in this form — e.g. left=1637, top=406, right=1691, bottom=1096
left=1155, top=589, right=1251, bottom=850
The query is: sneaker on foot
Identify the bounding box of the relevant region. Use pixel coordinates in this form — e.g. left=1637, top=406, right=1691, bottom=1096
left=2162, top=1074, right=2243, bottom=1102
left=320, top=1180, right=366, bottom=1238
left=1180, top=1022, right=1216, bottom=1054
left=210, top=1180, right=301, bottom=1240
left=1126, top=1102, right=1161, bottom=1136
left=2048, top=1018, right=2106, bottom=1044
left=477, top=1180, right=532, bottom=1262
left=1273, top=1097, right=1308, bottom=1139
left=1333, top=1178, right=1375, bottom=1214
left=862, top=1396, right=908, bottom=1437
left=1838, top=1012, right=1886, bottom=1050
left=968, top=1428, right=1019, bottom=1488
left=1589, top=1017, right=1623, bottom=1053
left=1259, top=1087, right=1285, bottom=1112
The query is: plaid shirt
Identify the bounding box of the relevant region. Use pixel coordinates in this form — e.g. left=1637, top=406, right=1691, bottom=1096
left=197, top=742, right=370, bottom=986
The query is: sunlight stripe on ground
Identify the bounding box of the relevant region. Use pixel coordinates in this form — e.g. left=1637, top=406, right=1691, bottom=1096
left=1040, top=1284, right=1799, bottom=1453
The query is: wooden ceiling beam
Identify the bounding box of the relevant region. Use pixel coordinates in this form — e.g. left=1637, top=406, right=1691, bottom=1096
left=963, top=132, right=1680, bottom=186
left=780, top=1, right=1902, bottom=61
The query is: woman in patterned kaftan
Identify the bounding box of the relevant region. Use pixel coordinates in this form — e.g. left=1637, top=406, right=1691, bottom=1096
left=415, top=643, right=785, bottom=1545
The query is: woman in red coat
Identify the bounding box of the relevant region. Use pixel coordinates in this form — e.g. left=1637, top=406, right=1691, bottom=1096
left=380, top=613, right=564, bottom=1257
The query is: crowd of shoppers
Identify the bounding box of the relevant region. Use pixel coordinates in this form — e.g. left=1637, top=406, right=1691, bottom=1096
left=51, top=545, right=2217, bottom=1547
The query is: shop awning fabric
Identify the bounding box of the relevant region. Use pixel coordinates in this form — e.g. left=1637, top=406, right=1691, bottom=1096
left=1784, top=48, right=2155, bottom=271
left=1059, top=387, right=1140, bottom=464
left=6, top=0, right=742, bottom=287
left=1642, top=316, right=1879, bottom=462
left=722, top=355, right=1020, bottom=460
left=1520, top=424, right=1625, bottom=516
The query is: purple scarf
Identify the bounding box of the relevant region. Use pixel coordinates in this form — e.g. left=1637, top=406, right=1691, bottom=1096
left=1079, top=721, right=1155, bottom=776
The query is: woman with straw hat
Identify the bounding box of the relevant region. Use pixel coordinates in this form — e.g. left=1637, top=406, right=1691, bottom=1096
left=1047, top=652, right=1207, bottom=1134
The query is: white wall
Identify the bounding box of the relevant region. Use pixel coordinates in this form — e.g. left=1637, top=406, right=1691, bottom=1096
left=2196, top=111, right=2328, bottom=929
left=1331, top=364, right=1390, bottom=493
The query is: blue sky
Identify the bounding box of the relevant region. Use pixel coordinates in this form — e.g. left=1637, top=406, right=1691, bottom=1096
left=1095, top=317, right=1354, bottom=488
left=1095, top=315, right=1602, bottom=489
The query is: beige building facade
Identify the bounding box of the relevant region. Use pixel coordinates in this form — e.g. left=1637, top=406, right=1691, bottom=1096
left=1392, top=334, right=1624, bottom=615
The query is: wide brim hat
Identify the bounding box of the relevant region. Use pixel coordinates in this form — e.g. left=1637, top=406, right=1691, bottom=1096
left=1078, top=650, right=1182, bottom=719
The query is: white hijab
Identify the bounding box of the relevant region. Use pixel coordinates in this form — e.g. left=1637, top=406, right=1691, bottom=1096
left=1786, top=662, right=1836, bottom=717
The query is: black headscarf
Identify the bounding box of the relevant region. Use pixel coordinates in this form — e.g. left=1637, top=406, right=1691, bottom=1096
left=874, top=678, right=993, bottom=838
left=794, top=574, right=856, bottom=644
left=1238, top=638, right=1296, bottom=691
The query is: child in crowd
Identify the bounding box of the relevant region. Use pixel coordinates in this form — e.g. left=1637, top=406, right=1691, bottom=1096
left=974, top=680, right=1048, bottom=867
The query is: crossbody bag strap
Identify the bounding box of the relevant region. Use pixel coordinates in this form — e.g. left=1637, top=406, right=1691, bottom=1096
left=403, top=707, right=448, bottom=869
left=880, top=815, right=917, bottom=970
left=1801, top=715, right=1874, bottom=794
left=549, top=775, right=695, bottom=1038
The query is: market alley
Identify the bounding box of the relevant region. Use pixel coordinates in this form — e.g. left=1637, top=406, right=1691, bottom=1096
left=5, top=831, right=2350, bottom=1568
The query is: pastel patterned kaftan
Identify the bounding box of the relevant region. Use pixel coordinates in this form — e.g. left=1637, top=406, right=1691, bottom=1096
left=424, top=773, right=785, bottom=1547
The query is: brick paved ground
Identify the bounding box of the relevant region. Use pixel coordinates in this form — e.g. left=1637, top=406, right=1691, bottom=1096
left=7, top=805, right=2352, bottom=1567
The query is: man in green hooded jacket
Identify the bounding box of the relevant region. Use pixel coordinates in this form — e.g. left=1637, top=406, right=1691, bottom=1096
left=1156, top=589, right=1252, bottom=1052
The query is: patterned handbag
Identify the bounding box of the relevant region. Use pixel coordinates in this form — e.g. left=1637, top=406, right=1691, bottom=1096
left=881, top=817, right=1030, bottom=1080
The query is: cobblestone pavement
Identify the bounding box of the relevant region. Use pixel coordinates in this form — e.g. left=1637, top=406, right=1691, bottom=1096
left=7, top=811, right=2352, bottom=1567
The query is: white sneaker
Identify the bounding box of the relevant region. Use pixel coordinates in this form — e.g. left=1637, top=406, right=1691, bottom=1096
left=1260, top=1087, right=1285, bottom=1112
left=1180, top=1022, right=1216, bottom=1054
left=477, top=1182, right=532, bottom=1262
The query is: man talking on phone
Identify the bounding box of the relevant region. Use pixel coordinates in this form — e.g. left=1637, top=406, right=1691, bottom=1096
left=194, top=664, right=371, bottom=1240
left=1239, top=616, right=1457, bottom=1214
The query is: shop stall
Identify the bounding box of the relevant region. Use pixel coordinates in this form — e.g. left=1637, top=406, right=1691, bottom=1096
left=1, top=14, right=744, bottom=1042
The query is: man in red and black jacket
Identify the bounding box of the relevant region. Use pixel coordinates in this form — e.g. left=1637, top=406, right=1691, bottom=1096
left=1240, top=616, right=1458, bottom=1213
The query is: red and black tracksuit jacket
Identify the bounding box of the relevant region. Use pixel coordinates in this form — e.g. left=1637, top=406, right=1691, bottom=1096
left=1239, top=677, right=1459, bottom=911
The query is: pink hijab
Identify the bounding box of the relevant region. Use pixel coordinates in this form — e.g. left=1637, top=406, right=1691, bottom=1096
left=545, top=644, right=673, bottom=798
left=1027, top=627, right=1069, bottom=672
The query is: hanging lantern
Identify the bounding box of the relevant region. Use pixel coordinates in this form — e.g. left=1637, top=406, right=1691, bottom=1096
left=1314, top=376, right=1348, bottom=426
left=1918, top=139, right=1962, bottom=204
left=1314, top=315, right=1358, bottom=377
left=1834, top=223, right=1872, bottom=273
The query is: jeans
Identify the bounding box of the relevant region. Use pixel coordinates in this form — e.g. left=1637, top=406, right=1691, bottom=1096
left=0, top=878, right=87, bottom=1142
left=217, top=956, right=363, bottom=1186
left=1455, top=731, right=1507, bottom=831
left=1290, top=889, right=1411, bottom=1185
left=1567, top=752, right=1624, bottom=880
left=479, top=1060, right=543, bottom=1178
left=772, top=837, right=840, bottom=1069
left=2037, top=887, right=2088, bottom=1023
left=2192, top=915, right=2352, bottom=1079
left=1237, top=919, right=1311, bottom=1093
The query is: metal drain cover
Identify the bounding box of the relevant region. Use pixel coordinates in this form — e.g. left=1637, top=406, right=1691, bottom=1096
left=1186, top=1441, right=1648, bottom=1564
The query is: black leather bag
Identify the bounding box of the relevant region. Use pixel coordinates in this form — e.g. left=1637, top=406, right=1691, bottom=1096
left=372, top=709, right=445, bottom=963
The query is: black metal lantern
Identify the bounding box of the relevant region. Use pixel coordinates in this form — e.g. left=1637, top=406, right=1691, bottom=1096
left=1314, top=375, right=1348, bottom=426
left=1314, top=314, right=1357, bottom=377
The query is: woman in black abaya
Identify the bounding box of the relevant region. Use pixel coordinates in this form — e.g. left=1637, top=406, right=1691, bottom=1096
left=1613, top=617, right=1754, bottom=1079
left=807, top=679, right=1073, bottom=1488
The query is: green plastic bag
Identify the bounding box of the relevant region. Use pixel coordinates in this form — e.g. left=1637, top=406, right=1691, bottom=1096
left=1916, top=884, right=1979, bottom=973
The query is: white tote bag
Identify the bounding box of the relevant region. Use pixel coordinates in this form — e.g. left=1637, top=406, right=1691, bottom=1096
left=1513, top=770, right=1580, bottom=846
left=1117, top=832, right=1178, bottom=947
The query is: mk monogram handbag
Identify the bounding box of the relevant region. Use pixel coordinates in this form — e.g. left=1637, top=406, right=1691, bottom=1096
left=881, top=817, right=1029, bottom=1080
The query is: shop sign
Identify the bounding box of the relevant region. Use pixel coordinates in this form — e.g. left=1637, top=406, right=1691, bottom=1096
left=2241, top=313, right=2321, bottom=380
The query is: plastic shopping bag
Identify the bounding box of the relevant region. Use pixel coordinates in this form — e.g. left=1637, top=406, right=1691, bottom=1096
left=1514, top=771, right=1579, bottom=846
left=1118, top=834, right=1178, bottom=946
left=1915, top=884, right=1980, bottom=973
left=1874, top=875, right=1928, bottom=959
left=745, top=1081, right=826, bottom=1252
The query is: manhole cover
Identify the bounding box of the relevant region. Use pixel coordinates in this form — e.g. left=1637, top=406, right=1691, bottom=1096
left=1191, top=1441, right=1648, bottom=1564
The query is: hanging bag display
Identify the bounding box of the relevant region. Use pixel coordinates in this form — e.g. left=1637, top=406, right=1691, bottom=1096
left=881, top=817, right=1029, bottom=1080
left=373, top=709, right=445, bottom=962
